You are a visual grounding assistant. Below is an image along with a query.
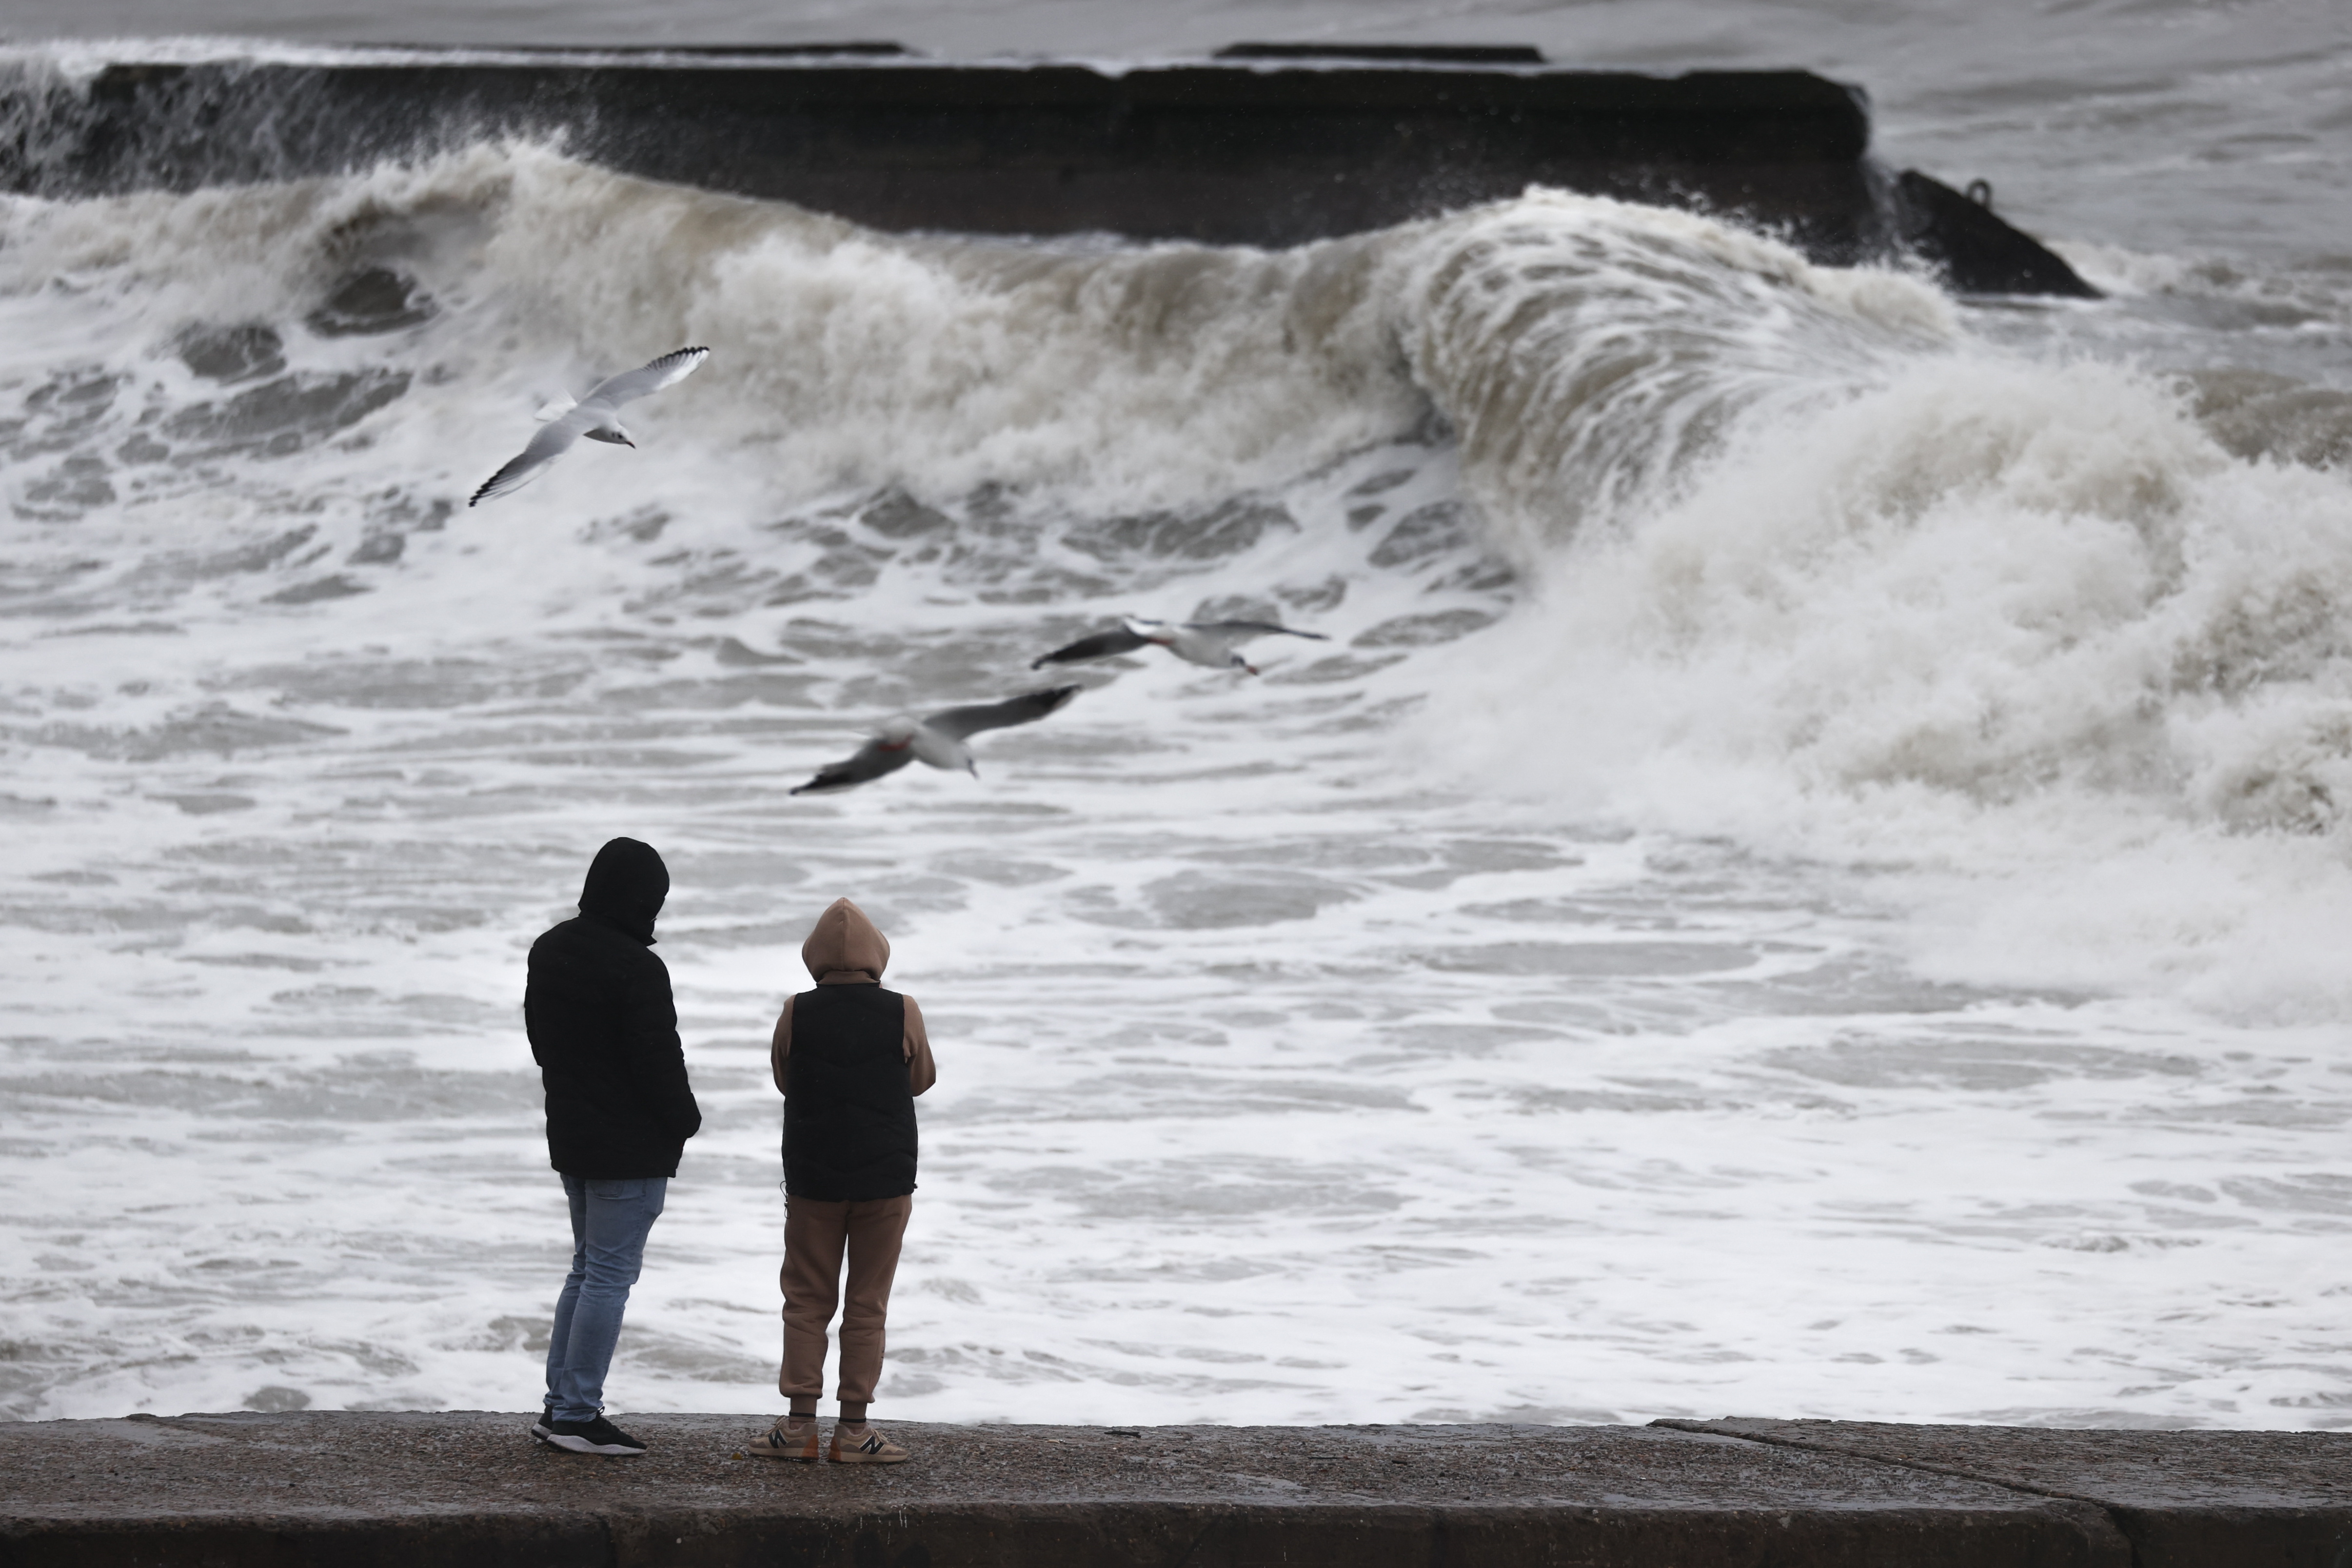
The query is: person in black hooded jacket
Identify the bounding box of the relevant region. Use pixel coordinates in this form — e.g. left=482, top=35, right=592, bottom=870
left=523, top=836, right=701, bottom=1457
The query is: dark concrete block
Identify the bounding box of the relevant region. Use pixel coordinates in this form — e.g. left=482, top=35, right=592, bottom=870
left=1662, top=1416, right=2352, bottom=1568
left=1893, top=170, right=2102, bottom=298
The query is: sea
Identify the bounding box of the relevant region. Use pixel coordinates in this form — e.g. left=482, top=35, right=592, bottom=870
left=1, top=0, right=2349, bottom=1430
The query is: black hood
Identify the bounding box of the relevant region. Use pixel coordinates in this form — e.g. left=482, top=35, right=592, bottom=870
left=579, top=836, right=668, bottom=945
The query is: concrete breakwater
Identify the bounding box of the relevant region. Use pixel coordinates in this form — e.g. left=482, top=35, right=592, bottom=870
left=1, top=46, right=2096, bottom=296
left=3, top=1413, right=2347, bottom=1566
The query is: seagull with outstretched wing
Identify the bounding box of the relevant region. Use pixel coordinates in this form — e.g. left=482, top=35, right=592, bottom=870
left=1032, top=615, right=1328, bottom=675
left=470, top=346, right=710, bottom=506
left=790, top=685, right=1082, bottom=795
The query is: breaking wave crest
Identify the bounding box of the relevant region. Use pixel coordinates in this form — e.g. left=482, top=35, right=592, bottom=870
left=2, top=138, right=2350, bottom=1016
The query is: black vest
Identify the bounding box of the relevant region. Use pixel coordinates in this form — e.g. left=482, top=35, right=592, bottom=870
left=784, top=984, right=917, bottom=1201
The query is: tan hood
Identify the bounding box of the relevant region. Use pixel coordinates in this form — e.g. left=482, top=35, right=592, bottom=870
left=801, top=897, right=890, bottom=982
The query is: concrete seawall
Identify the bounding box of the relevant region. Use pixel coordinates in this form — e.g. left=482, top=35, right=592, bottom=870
left=4, top=1412, right=2347, bottom=1566
left=0, top=50, right=2098, bottom=296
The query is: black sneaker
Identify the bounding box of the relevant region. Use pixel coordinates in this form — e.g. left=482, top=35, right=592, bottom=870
left=529, top=1404, right=556, bottom=1441
left=536, top=1415, right=647, bottom=1456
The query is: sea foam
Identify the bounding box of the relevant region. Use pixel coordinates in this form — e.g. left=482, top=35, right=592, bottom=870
left=1, top=131, right=2349, bottom=1429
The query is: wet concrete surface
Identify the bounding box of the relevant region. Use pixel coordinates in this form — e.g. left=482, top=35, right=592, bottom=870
left=1665, top=1417, right=2352, bottom=1568
left=0, top=1412, right=2112, bottom=1566
left=0, top=1411, right=2339, bottom=1565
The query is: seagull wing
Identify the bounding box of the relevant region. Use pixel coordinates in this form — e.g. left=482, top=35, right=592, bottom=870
left=789, top=736, right=917, bottom=795
left=579, top=346, right=711, bottom=412
left=1184, top=619, right=1330, bottom=642
left=924, top=684, right=1081, bottom=741
left=1030, top=627, right=1152, bottom=669
left=470, top=412, right=590, bottom=506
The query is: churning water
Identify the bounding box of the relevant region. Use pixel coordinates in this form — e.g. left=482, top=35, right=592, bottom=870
left=3, top=0, right=2351, bottom=1429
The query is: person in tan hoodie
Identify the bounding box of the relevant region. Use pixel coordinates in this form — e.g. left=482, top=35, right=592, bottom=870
left=749, top=898, right=936, bottom=1464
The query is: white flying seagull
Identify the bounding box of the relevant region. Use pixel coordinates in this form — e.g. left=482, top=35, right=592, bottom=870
left=790, top=685, right=1082, bottom=795
left=469, top=346, right=710, bottom=506
left=1032, top=615, right=1328, bottom=675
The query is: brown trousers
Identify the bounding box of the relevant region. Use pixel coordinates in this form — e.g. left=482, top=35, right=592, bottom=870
left=779, top=1193, right=911, bottom=1404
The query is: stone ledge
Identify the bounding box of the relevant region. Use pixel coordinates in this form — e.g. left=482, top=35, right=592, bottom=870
left=1, top=1411, right=2339, bottom=1566
left=1660, top=1416, right=2352, bottom=1568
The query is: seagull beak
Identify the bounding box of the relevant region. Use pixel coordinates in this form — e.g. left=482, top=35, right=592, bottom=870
left=621, top=437, right=637, bottom=448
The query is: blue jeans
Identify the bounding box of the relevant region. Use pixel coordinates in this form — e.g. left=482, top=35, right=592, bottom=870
left=545, top=1175, right=666, bottom=1422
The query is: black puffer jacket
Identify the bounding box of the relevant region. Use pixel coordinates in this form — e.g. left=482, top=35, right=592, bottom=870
left=525, top=837, right=702, bottom=1178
